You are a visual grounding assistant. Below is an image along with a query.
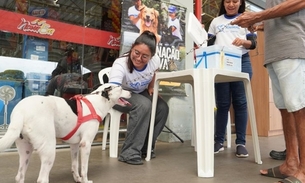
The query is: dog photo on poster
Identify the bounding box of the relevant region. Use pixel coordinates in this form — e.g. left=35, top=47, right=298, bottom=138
left=120, top=0, right=187, bottom=95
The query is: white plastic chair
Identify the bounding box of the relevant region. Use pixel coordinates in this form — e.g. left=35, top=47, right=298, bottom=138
left=98, top=67, right=128, bottom=158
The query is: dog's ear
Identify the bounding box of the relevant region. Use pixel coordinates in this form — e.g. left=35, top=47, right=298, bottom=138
left=153, top=9, right=159, bottom=27
left=139, top=5, right=146, bottom=11
left=101, top=86, right=111, bottom=100
left=139, top=6, right=146, bottom=17
left=153, top=9, right=159, bottom=17
left=92, top=84, right=102, bottom=91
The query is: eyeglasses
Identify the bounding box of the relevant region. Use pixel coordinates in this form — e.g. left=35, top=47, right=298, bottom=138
left=132, top=49, right=151, bottom=61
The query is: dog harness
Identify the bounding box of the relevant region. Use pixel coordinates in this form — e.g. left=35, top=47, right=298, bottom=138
left=61, top=95, right=102, bottom=141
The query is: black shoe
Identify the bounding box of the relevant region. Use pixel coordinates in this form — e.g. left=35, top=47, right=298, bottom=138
left=235, top=144, right=249, bottom=158
left=214, top=142, right=224, bottom=154
left=141, top=151, right=156, bottom=159
left=269, top=149, right=286, bottom=160
left=119, top=157, right=143, bottom=165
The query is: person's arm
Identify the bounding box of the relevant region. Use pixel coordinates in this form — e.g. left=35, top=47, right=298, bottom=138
left=232, top=38, right=253, bottom=49
left=207, top=34, right=216, bottom=46
left=232, top=0, right=305, bottom=28
left=231, top=33, right=257, bottom=50
left=129, top=15, right=140, bottom=25
left=51, top=58, right=66, bottom=78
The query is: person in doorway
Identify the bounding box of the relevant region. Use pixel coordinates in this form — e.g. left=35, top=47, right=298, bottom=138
left=108, top=30, right=169, bottom=165
left=128, top=0, right=145, bottom=30
left=208, top=0, right=257, bottom=158
left=232, top=0, right=305, bottom=182
left=51, top=44, right=81, bottom=79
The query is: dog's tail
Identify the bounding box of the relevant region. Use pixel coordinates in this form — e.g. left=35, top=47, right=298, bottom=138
left=0, top=114, right=24, bottom=152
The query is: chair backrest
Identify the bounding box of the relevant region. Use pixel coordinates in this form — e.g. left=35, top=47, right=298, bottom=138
left=98, top=67, right=111, bottom=84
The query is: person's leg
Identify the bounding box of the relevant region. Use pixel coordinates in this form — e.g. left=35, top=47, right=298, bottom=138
left=231, top=81, right=247, bottom=145
left=231, top=54, right=252, bottom=157
left=114, top=92, right=151, bottom=164
left=141, top=91, right=169, bottom=155
left=260, top=59, right=305, bottom=178
left=231, top=80, right=250, bottom=158
left=214, top=82, right=231, bottom=152
left=278, top=109, right=299, bottom=175
left=292, top=108, right=305, bottom=182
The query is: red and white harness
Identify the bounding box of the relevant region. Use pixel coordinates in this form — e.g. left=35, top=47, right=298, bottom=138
left=61, top=95, right=102, bottom=141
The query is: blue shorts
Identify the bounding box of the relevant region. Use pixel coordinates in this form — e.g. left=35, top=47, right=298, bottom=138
left=266, top=59, right=305, bottom=112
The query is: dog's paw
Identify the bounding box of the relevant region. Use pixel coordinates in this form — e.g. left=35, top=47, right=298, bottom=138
left=73, top=176, right=82, bottom=183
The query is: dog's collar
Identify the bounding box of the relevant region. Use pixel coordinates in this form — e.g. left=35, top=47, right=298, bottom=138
left=61, top=95, right=102, bottom=141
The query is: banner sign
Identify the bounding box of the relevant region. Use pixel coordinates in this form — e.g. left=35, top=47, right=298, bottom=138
left=0, top=9, right=120, bottom=50
left=120, top=0, right=187, bottom=95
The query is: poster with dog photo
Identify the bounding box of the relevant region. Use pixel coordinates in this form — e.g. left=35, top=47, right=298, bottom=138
left=120, top=0, right=187, bottom=95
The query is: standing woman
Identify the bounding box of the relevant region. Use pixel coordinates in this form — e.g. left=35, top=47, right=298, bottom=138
left=208, top=0, right=257, bottom=157
left=109, top=31, right=169, bottom=165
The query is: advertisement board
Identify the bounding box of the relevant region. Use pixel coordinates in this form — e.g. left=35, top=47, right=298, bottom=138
left=120, top=0, right=187, bottom=95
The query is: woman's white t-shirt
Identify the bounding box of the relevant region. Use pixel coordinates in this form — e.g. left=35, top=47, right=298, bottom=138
left=208, top=14, right=251, bottom=55
left=109, top=54, right=160, bottom=93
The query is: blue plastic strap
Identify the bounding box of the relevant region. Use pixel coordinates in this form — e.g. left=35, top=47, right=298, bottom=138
left=195, top=51, right=220, bottom=68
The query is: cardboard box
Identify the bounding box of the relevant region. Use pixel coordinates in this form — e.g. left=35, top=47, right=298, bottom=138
left=26, top=72, right=51, bottom=80
left=24, top=72, right=51, bottom=97
left=24, top=79, right=49, bottom=97
left=195, top=45, right=242, bottom=72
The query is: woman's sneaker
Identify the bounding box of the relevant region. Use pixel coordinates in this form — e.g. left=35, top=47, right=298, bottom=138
left=236, top=144, right=249, bottom=158
left=214, top=142, right=224, bottom=154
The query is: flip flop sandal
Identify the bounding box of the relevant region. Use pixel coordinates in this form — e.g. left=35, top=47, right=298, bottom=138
left=278, top=176, right=302, bottom=183
left=261, top=166, right=288, bottom=179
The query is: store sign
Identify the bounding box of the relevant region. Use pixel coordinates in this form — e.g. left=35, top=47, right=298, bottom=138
left=0, top=9, right=120, bottom=50
left=17, top=18, right=55, bottom=36
left=107, top=35, right=120, bottom=47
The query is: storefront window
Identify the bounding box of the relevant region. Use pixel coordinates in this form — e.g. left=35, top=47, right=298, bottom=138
left=0, top=0, right=121, bottom=128
left=0, top=0, right=121, bottom=86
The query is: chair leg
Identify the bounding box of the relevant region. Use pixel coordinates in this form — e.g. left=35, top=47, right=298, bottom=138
left=191, top=121, right=196, bottom=148
left=109, top=110, right=122, bottom=158
left=102, top=114, right=110, bottom=150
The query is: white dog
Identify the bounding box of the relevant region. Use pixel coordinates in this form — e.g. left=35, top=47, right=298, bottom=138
left=0, top=83, right=131, bottom=183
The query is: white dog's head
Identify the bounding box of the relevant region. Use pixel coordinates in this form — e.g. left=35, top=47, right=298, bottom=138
left=91, top=83, right=131, bottom=107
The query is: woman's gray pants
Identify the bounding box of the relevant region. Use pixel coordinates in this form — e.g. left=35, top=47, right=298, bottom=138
left=113, top=90, right=169, bottom=161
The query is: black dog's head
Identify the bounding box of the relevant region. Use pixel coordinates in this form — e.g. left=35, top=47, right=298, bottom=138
left=91, top=84, right=111, bottom=100
left=161, top=25, right=175, bottom=44
left=101, top=86, right=111, bottom=100
left=91, top=83, right=131, bottom=107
